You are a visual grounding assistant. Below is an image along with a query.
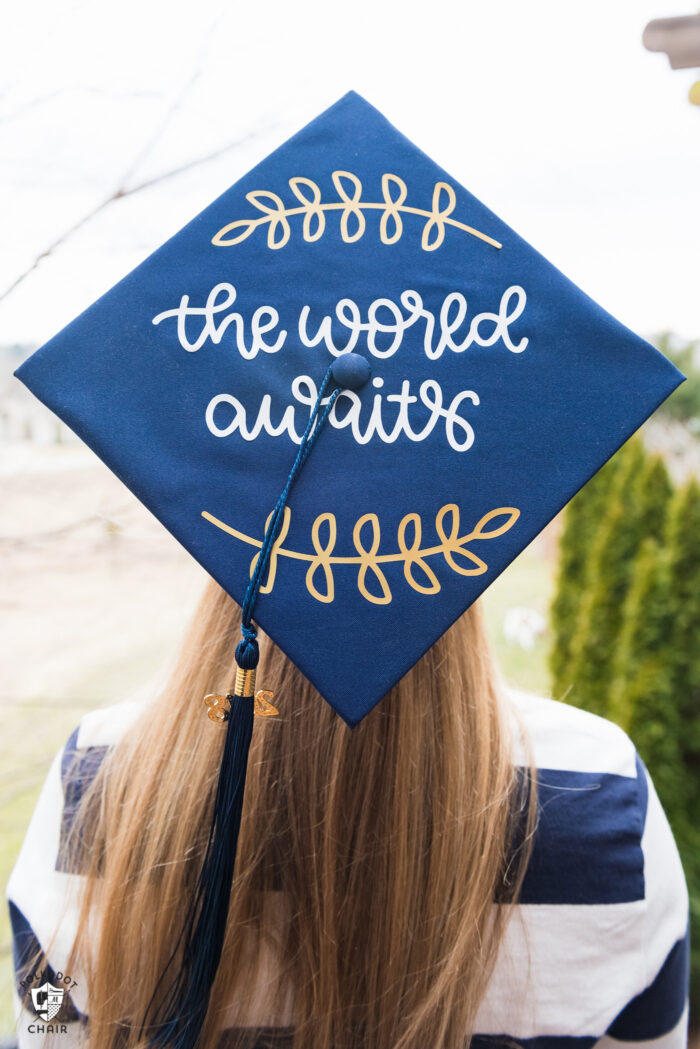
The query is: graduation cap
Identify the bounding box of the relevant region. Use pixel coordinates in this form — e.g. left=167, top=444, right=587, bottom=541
left=14, top=91, right=683, bottom=1048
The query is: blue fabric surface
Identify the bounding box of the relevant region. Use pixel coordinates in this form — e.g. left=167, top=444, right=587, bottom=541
left=607, top=926, right=690, bottom=1040
left=14, top=91, right=684, bottom=724
left=518, top=760, right=645, bottom=905
left=56, top=726, right=109, bottom=874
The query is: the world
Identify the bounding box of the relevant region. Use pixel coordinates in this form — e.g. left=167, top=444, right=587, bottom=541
left=152, top=280, right=528, bottom=361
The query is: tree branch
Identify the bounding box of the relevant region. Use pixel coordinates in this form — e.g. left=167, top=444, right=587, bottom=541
left=1, top=10, right=273, bottom=304
left=0, top=124, right=269, bottom=303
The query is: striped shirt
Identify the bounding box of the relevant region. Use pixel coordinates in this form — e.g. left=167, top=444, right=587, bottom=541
left=6, top=688, right=690, bottom=1047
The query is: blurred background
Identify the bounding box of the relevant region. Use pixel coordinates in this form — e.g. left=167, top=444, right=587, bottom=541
left=1, top=0, right=698, bottom=1039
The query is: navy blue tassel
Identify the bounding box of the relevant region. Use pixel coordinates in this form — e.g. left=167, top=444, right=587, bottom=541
left=141, top=636, right=257, bottom=1049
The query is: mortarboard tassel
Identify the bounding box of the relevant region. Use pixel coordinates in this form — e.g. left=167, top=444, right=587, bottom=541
left=141, top=638, right=256, bottom=1049
left=141, top=354, right=370, bottom=1049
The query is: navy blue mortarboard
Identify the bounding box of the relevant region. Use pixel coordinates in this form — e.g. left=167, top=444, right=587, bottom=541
left=14, top=90, right=684, bottom=1047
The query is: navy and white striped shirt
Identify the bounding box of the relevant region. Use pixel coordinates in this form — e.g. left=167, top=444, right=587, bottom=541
left=6, top=688, right=690, bottom=1047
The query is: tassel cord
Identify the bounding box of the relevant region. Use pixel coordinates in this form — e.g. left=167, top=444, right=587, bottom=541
left=240, top=362, right=340, bottom=633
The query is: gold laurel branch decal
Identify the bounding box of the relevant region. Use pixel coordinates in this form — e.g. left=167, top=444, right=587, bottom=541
left=211, top=171, right=502, bottom=252
left=201, top=504, right=519, bottom=606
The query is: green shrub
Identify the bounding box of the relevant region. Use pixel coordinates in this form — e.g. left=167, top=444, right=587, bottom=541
left=553, top=461, right=700, bottom=1012
left=609, top=537, right=682, bottom=805
left=565, top=439, right=649, bottom=716
left=653, top=332, right=700, bottom=426
left=663, top=478, right=700, bottom=1011
left=665, top=478, right=700, bottom=787
left=549, top=452, right=621, bottom=699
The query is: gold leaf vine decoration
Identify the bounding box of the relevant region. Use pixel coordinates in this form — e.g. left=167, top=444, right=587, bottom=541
left=211, top=172, right=502, bottom=253
left=201, top=504, right=520, bottom=606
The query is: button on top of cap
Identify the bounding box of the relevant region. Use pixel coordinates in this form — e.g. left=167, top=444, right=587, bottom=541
left=331, top=353, right=371, bottom=390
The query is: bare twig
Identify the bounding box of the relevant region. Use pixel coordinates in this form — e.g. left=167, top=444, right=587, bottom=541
left=0, top=501, right=132, bottom=545
left=0, top=7, right=273, bottom=303
left=0, top=86, right=159, bottom=127
left=0, top=126, right=268, bottom=303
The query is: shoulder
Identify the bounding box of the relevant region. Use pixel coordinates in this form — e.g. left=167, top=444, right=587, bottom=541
left=8, top=698, right=145, bottom=907
left=51, top=700, right=147, bottom=860
left=64, top=697, right=145, bottom=753
left=56, top=698, right=146, bottom=804
left=7, top=698, right=143, bottom=892
left=506, top=685, right=638, bottom=778
left=6, top=700, right=148, bottom=1037
left=505, top=687, right=688, bottom=917
left=505, top=687, right=646, bottom=910
left=58, top=699, right=146, bottom=862
left=6, top=698, right=146, bottom=888
left=490, top=687, right=689, bottom=1039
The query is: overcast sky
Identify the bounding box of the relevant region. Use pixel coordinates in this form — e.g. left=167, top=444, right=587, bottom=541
left=1, top=0, right=698, bottom=348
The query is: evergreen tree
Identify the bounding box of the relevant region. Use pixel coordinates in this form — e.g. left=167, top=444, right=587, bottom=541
left=664, top=478, right=700, bottom=1008
left=609, top=476, right=700, bottom=1012
left=548, top=440, right=699, bottom=1002
left=565, top=438, right=648, bottom=716
left=636, top=453, right=673, bottom=542
left=665, top=478, right=700, bottom=796
left=549, top=452, right=621, bottom=699
left=608, top=538, right=682, bottom=806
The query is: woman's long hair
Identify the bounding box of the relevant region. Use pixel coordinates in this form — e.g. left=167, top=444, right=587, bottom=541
left=61, top=580, right=537, bottom=1049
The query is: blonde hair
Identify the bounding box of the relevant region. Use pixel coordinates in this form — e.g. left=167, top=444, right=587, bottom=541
left=58, top=580, right=536, bottom=1049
